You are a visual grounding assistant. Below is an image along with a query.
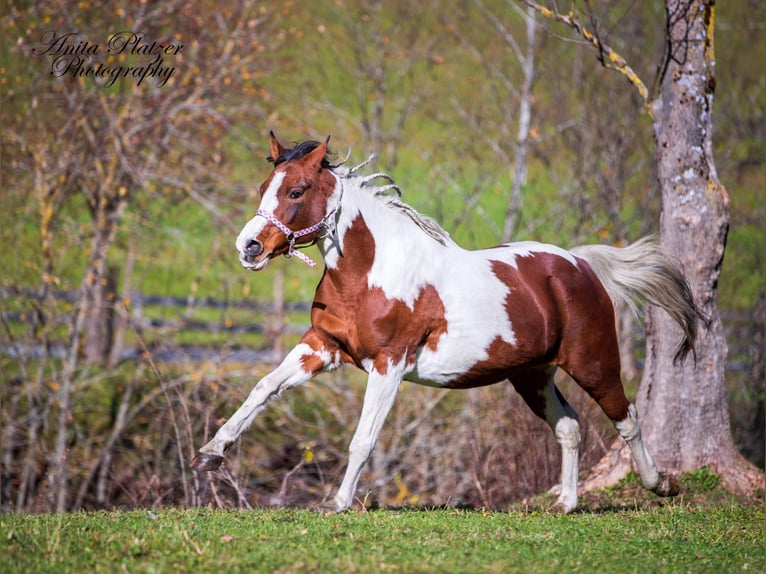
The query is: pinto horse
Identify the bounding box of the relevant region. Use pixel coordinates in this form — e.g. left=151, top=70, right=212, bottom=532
left=191, top=133, right=698, bottom=512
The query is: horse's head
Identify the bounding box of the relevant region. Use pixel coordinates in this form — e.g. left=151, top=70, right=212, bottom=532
left=236, top=132, right=340, bottom=270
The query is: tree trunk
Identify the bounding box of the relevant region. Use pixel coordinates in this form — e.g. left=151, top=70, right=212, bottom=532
left=618, top=303, right=637, bottom=382
left=85, top=264, right=117, bottom=366
left=751, top=292, right=765, bottom=470
left=49, top=198, right=126, bottom=511
left=108, top=240, right=137, bottom=368
left=501, top=4, right=536, bottom=243
left=586, top=0, right=763, bottom=494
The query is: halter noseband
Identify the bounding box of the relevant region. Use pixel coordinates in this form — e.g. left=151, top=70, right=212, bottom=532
left=254, top=177, right=343, bottom=268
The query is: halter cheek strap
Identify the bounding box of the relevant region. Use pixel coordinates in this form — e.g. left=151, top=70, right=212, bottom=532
left=254, top=209, right=324, bottom=267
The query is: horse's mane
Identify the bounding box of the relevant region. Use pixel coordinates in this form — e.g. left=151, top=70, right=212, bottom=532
left=271, top=140, right=451, bottom=246
left=267, top=140, right=337, bottom=169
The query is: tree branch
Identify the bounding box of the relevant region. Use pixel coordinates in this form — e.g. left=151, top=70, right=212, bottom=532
left=517, top=0, right=650, bottom=111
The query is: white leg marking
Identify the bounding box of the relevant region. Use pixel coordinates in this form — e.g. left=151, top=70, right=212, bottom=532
left=615, top=403, right=660, bottom=491
left=333, top=358, right=404, bottom=511
left=198, top=343, right=320, bottom=457
left=554, top=416, right=581, bottom=513
left=538, top=376, right=580, bottom=513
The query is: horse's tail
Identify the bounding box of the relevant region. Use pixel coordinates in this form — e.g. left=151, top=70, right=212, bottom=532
left=571, top=236, right=699, bottom=364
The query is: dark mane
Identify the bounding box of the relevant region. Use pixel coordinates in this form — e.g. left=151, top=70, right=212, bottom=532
left=268, top=140, right=335, bottom=168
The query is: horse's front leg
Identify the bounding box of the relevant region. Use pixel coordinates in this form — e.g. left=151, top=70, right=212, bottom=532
left=191, top=334, right=337, bottom=471
left=332, top=357, right=405, bottom=512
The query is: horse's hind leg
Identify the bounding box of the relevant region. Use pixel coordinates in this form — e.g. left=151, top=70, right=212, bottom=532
left=614, top=403, right=679, bottom=496
left=562, top=349, right=679, bottom=498
left=548, top=270, right=678, bottom=498
left=510, top=367, right=581, bottom=513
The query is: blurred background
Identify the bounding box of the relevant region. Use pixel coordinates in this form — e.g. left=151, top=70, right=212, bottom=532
left=1, top=0, right=763, bottom=513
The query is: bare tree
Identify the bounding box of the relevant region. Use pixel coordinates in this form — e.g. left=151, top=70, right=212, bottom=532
left=2, top=0, right=281, bottom=511
left=519, top=0, right=764, bottom=493
left=502, top=3, right=537, bottom=243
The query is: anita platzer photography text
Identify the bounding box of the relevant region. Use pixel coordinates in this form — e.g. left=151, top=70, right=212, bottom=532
left=32, top=30, right=182, bottom=88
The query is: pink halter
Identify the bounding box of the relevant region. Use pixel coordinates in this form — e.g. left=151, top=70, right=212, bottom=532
left=254, top=205, right=338, bottom=268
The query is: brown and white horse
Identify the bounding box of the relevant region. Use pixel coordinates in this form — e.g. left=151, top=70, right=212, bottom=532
left=191, top=133, right=698, bottom=513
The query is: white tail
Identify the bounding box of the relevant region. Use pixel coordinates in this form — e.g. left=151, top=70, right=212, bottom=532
left=572, top=236, right=699, bottom=363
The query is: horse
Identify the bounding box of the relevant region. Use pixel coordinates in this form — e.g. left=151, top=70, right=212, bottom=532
left=191, top=132, right=698, bottom=513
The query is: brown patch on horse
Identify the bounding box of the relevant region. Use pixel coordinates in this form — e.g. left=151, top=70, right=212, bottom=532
left=548, top=257, right=630, bottom=422
left=445, top=253, right=630, bottom=422
left=300, top=348, right=331, bottom=376
left=308, top=214, right=448, bottom=375
left=445, top=255, right=562, bottom=389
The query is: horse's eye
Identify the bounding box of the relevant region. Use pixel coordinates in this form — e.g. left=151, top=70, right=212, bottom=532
left=288, top=188, right=304, bottom=200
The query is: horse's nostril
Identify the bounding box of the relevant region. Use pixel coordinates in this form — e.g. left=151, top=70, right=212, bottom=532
left=244, top=239, right=263, bottom=260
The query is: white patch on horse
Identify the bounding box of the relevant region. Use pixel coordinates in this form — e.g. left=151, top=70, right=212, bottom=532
left=492, top=241, right=579, bottom=268
left=360, top=357, right=374, bottom=374
left=404, top=249, right=518, bottom=386
left=320, top=173, right=348, bottom=269
left=363, top=192, right=439, bottom=309
left=406, top=245, right=576, bottom=386
left=307, top=345, right=343, bottom=372
left=333, top=356, right=405, bottom=511
left=235, top=170, right=286, bottom=254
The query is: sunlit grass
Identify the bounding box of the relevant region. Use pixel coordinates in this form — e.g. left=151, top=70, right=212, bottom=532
left=2, top=503, right=763, bottom=574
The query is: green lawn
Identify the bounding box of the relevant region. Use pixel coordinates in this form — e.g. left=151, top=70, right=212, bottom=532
left=2, top=504, right=763, bottom=573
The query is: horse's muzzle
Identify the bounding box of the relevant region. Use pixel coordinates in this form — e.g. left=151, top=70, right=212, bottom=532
left=243, top=239, right=263, bottom=262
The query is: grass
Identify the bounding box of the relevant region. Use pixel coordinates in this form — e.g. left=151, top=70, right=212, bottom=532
left=2, top=503, right=763, bottom=574
left=3, top=471, right=764, bottom=574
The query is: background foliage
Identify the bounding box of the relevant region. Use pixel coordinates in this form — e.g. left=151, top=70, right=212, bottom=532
left=1, top=0, right=763, bottom=513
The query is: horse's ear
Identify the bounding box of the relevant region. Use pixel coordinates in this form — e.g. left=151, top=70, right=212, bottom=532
left=305, top=136, right=331, bottom=172
left=268, top=130, right=285, bottom=163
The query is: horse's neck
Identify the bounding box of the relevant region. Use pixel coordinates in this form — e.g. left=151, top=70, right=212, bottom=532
left=318, top=180, right=452, bottom=302
left=318, top=181, right=390, bottom=270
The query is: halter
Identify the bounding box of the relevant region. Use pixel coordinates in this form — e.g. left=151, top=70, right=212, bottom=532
left=255, top=176, right=343, bottom=268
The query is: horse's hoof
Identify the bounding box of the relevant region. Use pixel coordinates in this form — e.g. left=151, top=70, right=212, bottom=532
left=653, top=473, right=679, bottom=497
left=313, top=500, right=346, bottom=516
left=190, top=452, right=224, bottom=471
left=547, top=499, right=577, bottom=514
